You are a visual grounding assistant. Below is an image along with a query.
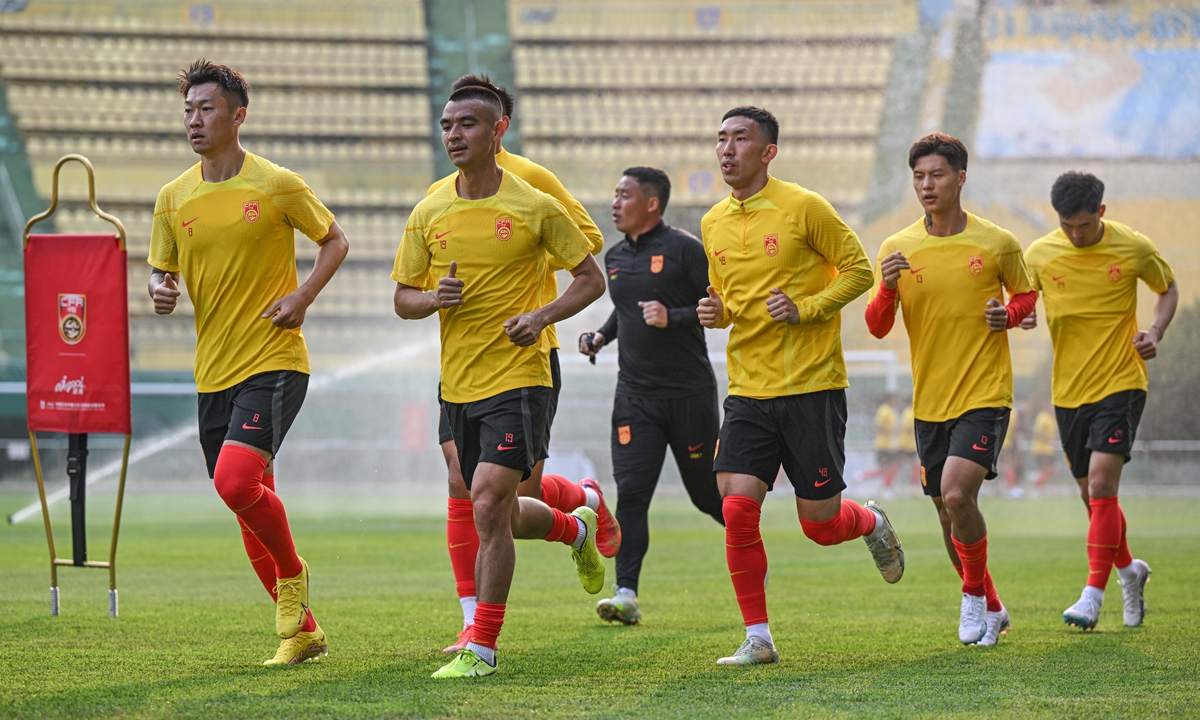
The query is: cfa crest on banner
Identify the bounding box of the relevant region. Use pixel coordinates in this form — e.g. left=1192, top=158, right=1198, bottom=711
left=58, top=293, right=86, bottom=345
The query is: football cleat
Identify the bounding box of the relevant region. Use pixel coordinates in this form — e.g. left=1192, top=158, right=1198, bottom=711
left=959, top=593, right=987, bottom=645
left=863, top=501, right=904, bottom=583
left=973, top=605, right=1010, bottom=647
left=596, top=585, right=641, bottom=625
left=570, top=507, right=605, bottom=594
left=443, top=624, right=474, bottom=653
left=275, top=557, right=310, bottom=639
left=716, top=636, right=780, bottom=666
left=263, top=624, right=327, bottom=666
left=1120, top=559, right=1151, bottom=627
left=1063, top=589, right=1102, bottom=630
left=581, top=478, right=622, bottom=558
left=432, top=648, right=497, bottom=678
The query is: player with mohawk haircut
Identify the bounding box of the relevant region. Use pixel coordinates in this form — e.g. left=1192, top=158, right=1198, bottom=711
left=425, top=75, right=617, bottom=654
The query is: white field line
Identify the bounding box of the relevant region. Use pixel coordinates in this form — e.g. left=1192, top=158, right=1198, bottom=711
left=8, top=338, right=437, bottom=524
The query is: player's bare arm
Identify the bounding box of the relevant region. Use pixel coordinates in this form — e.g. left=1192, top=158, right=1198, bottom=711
left=1134, top=278, right=1178, bottom=359
left=148, top=268, right=181, bottom=315
left=697, top=285, right=724, bottom=328
left=504, top=254, right=604, bottom=346
left=394, top=261, right=462, bottom=319
left=880, top=251, right=910, bottom=290
left=263, top=219, right=349, bottom=329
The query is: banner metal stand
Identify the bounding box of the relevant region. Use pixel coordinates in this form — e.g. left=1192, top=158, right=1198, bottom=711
left=24, top=155, right=131, bottom=617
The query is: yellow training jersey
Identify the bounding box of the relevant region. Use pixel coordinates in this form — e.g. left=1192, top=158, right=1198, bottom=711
left=394, top=171, right=592, bottom=404
left=701, top=176, right=872, bottom=399
left=871, top=214, right=1033, bottom=423
left=148, top=153, right=334, bottom=393
left=427, top=148, right=603, bottom=351
left=1032, top=409, right=1057, bottom=456
left=1025, top=220, right=1174, bottom=409
left=898, top=405, right=917, bottom=452
left=875, top=403, right=898, bottom=450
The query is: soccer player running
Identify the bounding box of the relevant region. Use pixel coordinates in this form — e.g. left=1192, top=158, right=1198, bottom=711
left=864, top=133, right=1037, bottom=646
left=698, top=107, right=904, bottom=666
left=579, top=167, right=724, bottom=625
left=148, top=61, right=348, bottom=665
left=1023, top=171, right=1177, bottom=630
left=424, top=75, right=618, bottom=654
left=393, top=85, right=607, bottom=678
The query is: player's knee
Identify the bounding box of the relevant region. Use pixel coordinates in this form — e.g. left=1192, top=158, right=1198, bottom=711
left=940, top=486, right=972, bottom=515
left=799, top=518, right=841, bottom=546
left=213, top=446, right=268, bottom=511
left=722, top=495, right=761, bottom=544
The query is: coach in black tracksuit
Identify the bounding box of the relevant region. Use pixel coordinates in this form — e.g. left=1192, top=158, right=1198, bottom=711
left=580, top=167, right=723, bottom=618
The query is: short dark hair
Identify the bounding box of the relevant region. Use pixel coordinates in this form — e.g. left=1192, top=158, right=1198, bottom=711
left=622, top=166, right=671, bottom=213
left=1051, top=171, right=1105, bottom=217
left=451, top=74, right=514, bottom=118
left=722, top=106, right=779, bottom=146
left=908, top=133, right=968, bottom=173
left=446, top=85, right=504, bottom=123
left=178, top=59, right=250, bottom=108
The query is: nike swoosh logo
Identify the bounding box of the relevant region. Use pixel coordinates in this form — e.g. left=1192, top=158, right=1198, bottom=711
left=497, top=444, right=517, bottom=451
left=435, top=231, right=451, bottom=239
left=814, top=478, right=831, bottom=487
left=449, top=542, right=471, bottom=548
left=714, top=249, right=727, bottom=256
left=972, top=443, right=988, bottom=451
left=1108, top=437, right=1122, bottom=444
left=242, top=423, right=263, bottom=430
left=181, top=217, right=199, bottom=227
left=688, top=443, right=703, bottom=452
left=909, top=266, right=927, bottom=274
left=1052, top=274, right=1066, bottom=281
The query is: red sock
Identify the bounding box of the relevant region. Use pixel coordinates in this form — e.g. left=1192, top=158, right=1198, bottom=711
left=1087, top=496, right=1123, bottom=590
left=952, top=535, right=990, bottom=597
left=799, top=500, right=876, bottom=546
left=542, top=507, right=580, bottom=546
left=1114, top=504, right=1133, bottom=569
left=470, top=602, right=506, bottom=649
left=541, top=474, right=587, bottom=512
left=213, top=446, right=302, bottom=579
left=447, top=498, right=479, bottom=598
left=301, top=608, right=317, bottom=633
left=238, top=473, right=279, bottom=600
left=723, top=495, right=769, bottom=627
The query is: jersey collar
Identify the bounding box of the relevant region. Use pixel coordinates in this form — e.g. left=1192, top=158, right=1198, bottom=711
left=722, top=176, right=779, bottom=215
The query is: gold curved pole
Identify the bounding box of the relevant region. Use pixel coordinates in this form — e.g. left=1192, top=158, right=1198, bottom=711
left=23, top=154, right=126, bottom=250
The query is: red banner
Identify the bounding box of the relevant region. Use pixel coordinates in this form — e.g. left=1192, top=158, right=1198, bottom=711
left=25, top=234, right=131, bottom=434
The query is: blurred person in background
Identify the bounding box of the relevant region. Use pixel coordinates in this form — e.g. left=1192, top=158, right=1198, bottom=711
left=579, top=167, right=724, bottom=626
left=1024, top=171, right=1178, bottom=631
left=1031, top=401, right=1059, bottom=491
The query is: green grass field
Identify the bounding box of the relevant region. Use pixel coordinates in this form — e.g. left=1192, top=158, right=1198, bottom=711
left=1, top=492, right=1198, bottom=719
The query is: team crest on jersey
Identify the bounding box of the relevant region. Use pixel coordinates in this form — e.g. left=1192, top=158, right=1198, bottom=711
left=618, top=425, right=631, bottom=445
left=650, top=255, right=664, bottom=273
left=495, top=217, right=513, bottom=241
left=243, top=200, right=259, bottom=224
left=58, top=293, right=86, bottom=345
left=764, top=234, right=779, bottom=257
left=1108, top=265, right=1122, bottom=283
left=968, top=255, right=984, bottom=276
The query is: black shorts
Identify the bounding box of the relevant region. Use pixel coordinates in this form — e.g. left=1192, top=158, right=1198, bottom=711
left=914, top=407, right=1010, bottom=497
left=438, top=349, right=561, bottom=460
left=197, top=370, right=309, bottom=479
left=442, top=386, right=551, bottom=489
left=713, top=390, right=847, bottom=501
left=1055, top=389, right=1146, bottom=479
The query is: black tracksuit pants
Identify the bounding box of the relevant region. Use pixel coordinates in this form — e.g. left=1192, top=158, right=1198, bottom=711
left=611, top=389, right=724, bottom=592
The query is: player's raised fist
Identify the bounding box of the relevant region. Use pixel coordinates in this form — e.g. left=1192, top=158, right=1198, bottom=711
left=503, top=311, right=545, bottom=347
left=698, top=285, right=724, bottom=328
left=436, top=261, right=464, bottom=308
left=766, top=287, right=800, bottom=324
left=1019, top=308, right=1037, bottom=330
left=984, top=297, right=1008, bottom=332
left=152, top=272, right=180, bottom=315
left=1133, top=329, right=1159, bottom=360
left=263, top=290, right=311, bottom=329
left=880, top=251, right=909, bottom=290
left=638, top=300, right=668, bottom=328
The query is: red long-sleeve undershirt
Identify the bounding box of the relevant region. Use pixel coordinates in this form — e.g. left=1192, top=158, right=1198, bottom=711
left=864, top=282, right=1037, bottom=338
